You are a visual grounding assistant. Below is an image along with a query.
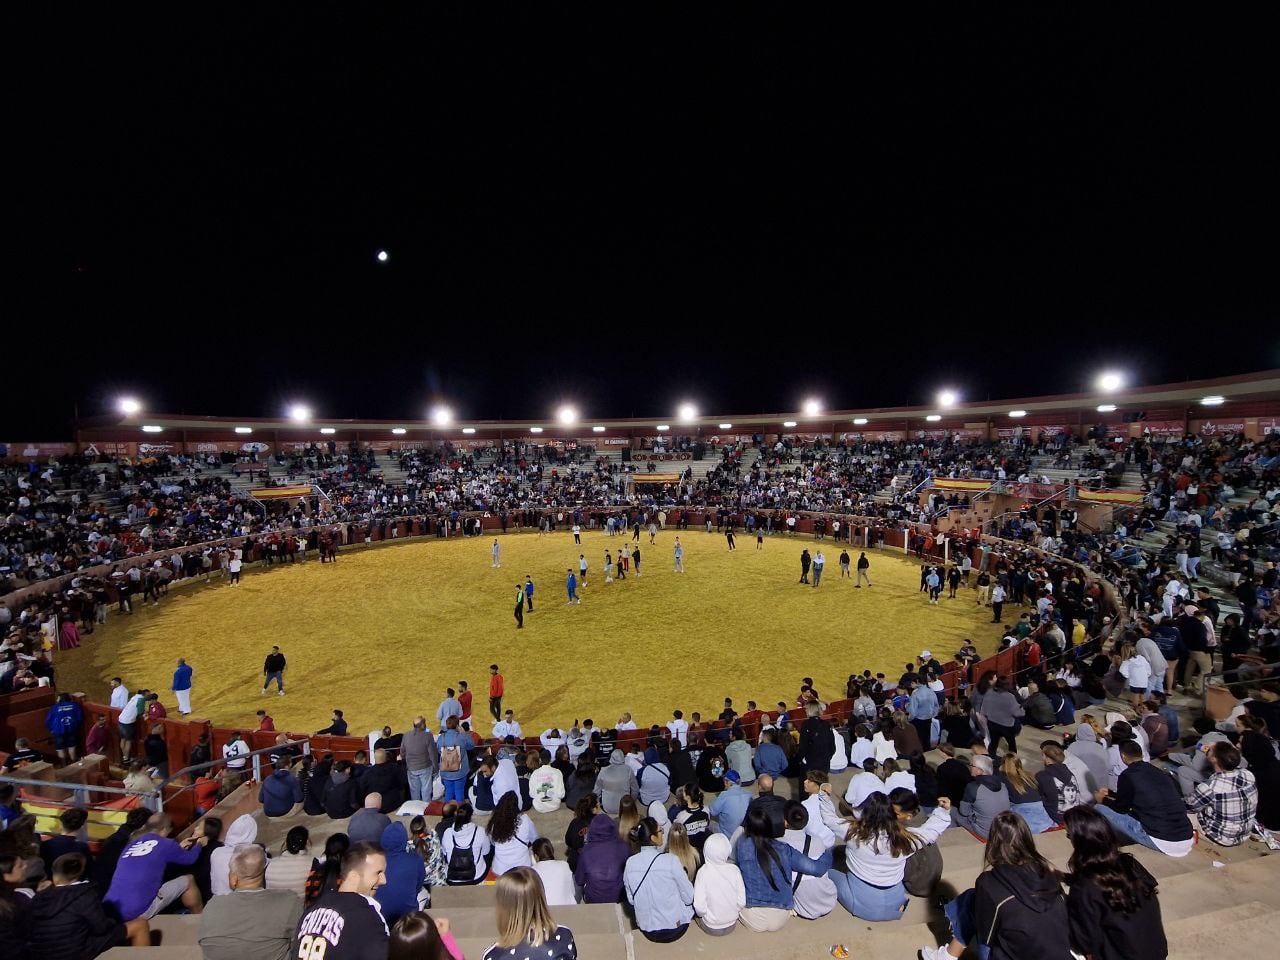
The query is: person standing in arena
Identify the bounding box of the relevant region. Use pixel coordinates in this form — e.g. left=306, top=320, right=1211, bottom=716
left=492, top=539, right=502, bottom=568
left=572, top=523, right=582, bottom=545
left=228, top=550, right=242, bottom=586
left=839, top=549, right=851, bottom=579
left=566, top=569, right=580, bottom=605
left=514, top=584, right=525, bottom=629
left=578, top=554, right=589, bottom=587
left=633, top=545, right=642, bottom=576
left=489, top=665, right=505, bottom=721
left=262, top=646, right=286, bottom=696
left=524, top=576, right=535, bottom=611
left=674, top=537, right=685, bottom=573
left=172, top=659, right=194, bottom=715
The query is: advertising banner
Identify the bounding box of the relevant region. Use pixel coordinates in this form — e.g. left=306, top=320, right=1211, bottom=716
left=1193, top=420, right=1245, bottom=437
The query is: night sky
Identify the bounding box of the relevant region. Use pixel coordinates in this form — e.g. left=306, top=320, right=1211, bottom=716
left=11, top=8, right=1279, bottom=436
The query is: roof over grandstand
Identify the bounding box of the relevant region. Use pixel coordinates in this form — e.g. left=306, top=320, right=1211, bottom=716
left=11, top=8, right=1278, bottom=437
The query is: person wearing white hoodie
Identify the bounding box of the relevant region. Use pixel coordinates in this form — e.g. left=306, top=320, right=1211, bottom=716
left=527, top=753, right=565, bottom=814
left=208, top=813, right=257, bottom=896
left=692, top=833, right=744, bottom=936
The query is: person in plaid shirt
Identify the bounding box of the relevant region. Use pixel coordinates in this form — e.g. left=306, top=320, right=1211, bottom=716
left=1187, top=742, right=1258, bottom=846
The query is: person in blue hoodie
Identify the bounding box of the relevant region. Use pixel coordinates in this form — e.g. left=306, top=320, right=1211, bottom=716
left=259, top=759, right=303, bottom=817
left=376, top=821, right=425, bottom=925
left=45, top=692, right=84, bottom=763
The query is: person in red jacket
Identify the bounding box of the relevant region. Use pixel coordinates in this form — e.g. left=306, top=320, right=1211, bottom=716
left=457, top=680, right=473, bottom=721
left=489, top=664, right=505, bottom=721
left=256, top=710, right=275, bottom=732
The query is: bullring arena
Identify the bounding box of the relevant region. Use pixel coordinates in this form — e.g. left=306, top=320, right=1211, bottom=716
left=4, top=372, right=1280, bottom=960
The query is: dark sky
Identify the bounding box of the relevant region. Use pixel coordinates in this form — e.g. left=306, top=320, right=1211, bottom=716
left=11, top=8, right=1279, bottom=435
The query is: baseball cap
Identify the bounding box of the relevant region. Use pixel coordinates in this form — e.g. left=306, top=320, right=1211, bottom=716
left=723, top=770, right=741, bottom=783
left=920, top=650, right=933, bottom=660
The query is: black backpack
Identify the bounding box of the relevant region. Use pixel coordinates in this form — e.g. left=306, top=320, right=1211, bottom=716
left=446, top=826, right=478, bottom=884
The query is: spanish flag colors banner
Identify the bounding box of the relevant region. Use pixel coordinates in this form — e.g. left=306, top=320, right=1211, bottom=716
left=932, top=479, right=992, bottom=492
left=249, top=485, right=313, bottom=500
left=1078, top=489, right=1145, bottom=504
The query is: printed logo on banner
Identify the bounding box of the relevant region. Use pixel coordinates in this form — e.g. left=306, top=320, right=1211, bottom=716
left=1197, top=421, right=1245, bottom=437
left=137, top=443, right=175, bottom=454
left=196, top=442, right=220, bottom=452
left=602, top=437, right=629, bottom=445
left=241, top=441, right=272, bottom=454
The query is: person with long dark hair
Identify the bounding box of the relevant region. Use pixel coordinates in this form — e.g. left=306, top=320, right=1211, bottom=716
left=441, top=803, right=492, bottom=885
left=304, top=833, right=349, bottom=905
left=388, top=910, right=462, bottom=960
left=734, top=806, right=832, bottom=932
left=919, top=812, right=1071, bottom=960
left=487, top=793, right=540, bottom=876
left=1062, top=806, right=1167, bottom=960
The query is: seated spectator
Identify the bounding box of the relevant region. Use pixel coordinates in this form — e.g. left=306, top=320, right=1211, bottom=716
left=752, top=728, right=788, bottom=779
left=376, top=821, right=425, bottom=926
left=323, top=761, right=362, bottom=820
left=831, top=792, right=951, bottom=921
left=440, top=804, right=491, bottom=886
left=624, top=817, right=695, bottom=942
left=1136, top=701, right=1170, bottom=759
left=527, top=752, right=565, bottom=814
left=199, top=844, right=301, bottom=960
left=939, top=703, right=974, bottom=749
left=638, top=751, right=673, bottom=807
left=1037, top=742, right=1086, bottom=824
left=530, top=838, right=575, bottom=906
left=844, top=758, right=885, bottom=812
left=210, top=815, right=258, bottom=897
left=487, top=793, right=539, bottom=876
left=1094, top=741, right=1194, bottom=857
left=950, top=755, right=1010, bottom=840
left=259, top=759, right=303, bottom=818
left=692, top=832, right=744, bottom=936
left=294, top=841, right=388, bottom=959
left=920, top=812, right=1069, bottom=960
left=563, top=756, right=597, bottom=810
left=562, top=796, right=597, bottom=872
left=265, top=827, right=311, bottom=898
left=347, top=794, right=392, bottom=846
left=1186, top=742, right=1258, bottom=847
left=779, top=802, right=837, bottom=919
left=39, top=807, right=92, bottom=875
left=1063, top=806, right=1167, bottom=960
left=707, top=771, right=749, bottom=837
left=673, top=784, right=711, bottom=853
left=745, top=774, right=788, bottom=839
left=91, top=808, right=152, bottom=894
left=575, top=813, right=629, bottom=904
left=304, top=834, right=349, bottom=905
left=1068, top=722, right=1110, bottom=797
left=934, top=744, right=973, bottom=806
left=1236, top=715, right=1280, bottom=831
left=1022, top=683, right=1057, bottom=729
left=28, top=852, right=149, bottom=958
left=997, top=754, right=1055, bottom=834
left=733, top=807, right=832, bottom=932
left=482, top=866, right=576, bottom=960
left=595, top=750, right=639, bottom=816
left=104, top=812, right=206, bottom=922
left=725, top=727, right=755, bottom=784
left=387, top=910, right=464, bottom=960
left=362, top=748, right=407, bottom=813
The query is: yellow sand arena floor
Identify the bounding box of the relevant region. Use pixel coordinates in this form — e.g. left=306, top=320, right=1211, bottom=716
left=56, top=531, right=1002, bottom=736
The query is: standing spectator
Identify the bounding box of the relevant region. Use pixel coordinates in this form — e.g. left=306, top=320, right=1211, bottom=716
left=436, top=716, right=471, bottom=804
left=482, top=866, right=576, bottom=960
left=117, top=689, right=144, bottom=763
left=401, top=716, right=439, bottom=804
left=293, top=842, right=388, bottom=960
left=45, top=692, right=83, bottom=764
left=1062, top=806, right=1167, bottom=960
left=199, top=844, right=301, bottom=960
left=222, top=731, right=250, bottom=781
left=798, top=702, right=835, bottom=774
left=489, top=664, right=504, bottom=721
left=262, top=646, right=286, bottom=696
left=991, top=582, right=1007, bottom=622
left=980, top=677, right=1025, bottom=755
left=457, top=681, right=473, bottom=723
left=172, top=658, right=194, bottom=716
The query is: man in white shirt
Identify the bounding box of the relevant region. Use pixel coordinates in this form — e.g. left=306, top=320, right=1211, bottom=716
left=844, top=759, right=885, bottom=813
left=539, top=727, right=567, bottom=754
left=109, top=677, right=130, bottom=710
left=223, top=731, right=250, bottom=780
left=616, top=712, right=638, bottom=731
left=117, top=689, right=144, bottom=762
left=668, top=710, right=689, bottom=748
left=493, top=710, right=522, bottom=741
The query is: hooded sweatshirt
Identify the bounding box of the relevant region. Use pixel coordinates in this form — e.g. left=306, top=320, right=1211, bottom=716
left=323, top=769, right=360, bottom=820
left=956, top=775, right=1011, bottom=839
left=210, top=814, right=259, bottom=896
left=375, top=822, right=425, bottom=925
left=1067, top=725, right=1109, bottom=796
left=595, top=750, right=639, bottom=816
left=974, top=862, right=1072, bottom=960
left=574, top=814, right=630, bottom=903
left=28, top=880, right=127, bottom=960
left=693, top=833, right=745, bottom=931
left=260, top=768, right=304, bottom=817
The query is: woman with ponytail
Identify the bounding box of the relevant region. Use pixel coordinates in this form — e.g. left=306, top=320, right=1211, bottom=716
left=622, top=816, right=694, bottom=942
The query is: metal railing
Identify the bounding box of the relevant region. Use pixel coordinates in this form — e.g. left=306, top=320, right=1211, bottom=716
left=0, top=738, right=311, bottom=815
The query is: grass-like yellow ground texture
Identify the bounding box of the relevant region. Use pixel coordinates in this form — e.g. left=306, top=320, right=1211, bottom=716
left=56, top=531, right=1005, bottom=736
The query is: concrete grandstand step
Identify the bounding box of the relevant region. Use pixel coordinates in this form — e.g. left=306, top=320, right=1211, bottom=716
left=443, top=902, right=619, bottom=938
left=1163, top=900, right=1274, bottom=956
left=103, top=948, right=200, bottom=960
left=1147, top=853, right=1280, bottom=918
left=429, top=883, right=500, bottom=908
left=630, top=916, right=950, bottom=960
left=149, top=914, right=200, bottom=945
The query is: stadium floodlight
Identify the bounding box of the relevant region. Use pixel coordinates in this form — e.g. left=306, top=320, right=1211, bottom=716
left=1096, top=371, right=1123, bottom=392
left=557, top=405, right=578, bottom=426
left=391, top=427, right=407, bottom=435
left=431, top=406, right=453, bottom=427
left=782, top=421, right=797, bottom=428
left=117, top=397, right=142, bottom=415
left=320, top=428, right=336, bottom=435
left=677, top=403, right=698, bottom=423
left=288, top=404, right=312, bottom=422
left=1097, top=404, right=1117, bottom=413
left=1009, top=410, right=1027, bottom=418
left=592, top=426, right=606, bottom=432
left=461, top=427, right=476, bottom=434
left=376, top=249, right=389, bottom=262
left=235, top=427, right=253, bottom=434
left=803, top=398, right=822, bottom=416
left=141, top=425, right=163, bottom=433
left=656, top=424, right=670, bottom=431
left=718, top=423, right=733, bottom=430
left=853, top=418, right=868, bottom=425
left=529, top=426, right=544, bottom=433
left=1200, top=396, right=1225, bottom=406
left=936, top=390, right=958, bottom=408
left=925, top=414, right=942, bottom=422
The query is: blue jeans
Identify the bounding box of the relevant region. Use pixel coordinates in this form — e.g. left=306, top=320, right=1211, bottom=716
left=1011, top=802, right=1056, bottom=835
left=263, top=671, right=284, bottom=692
left=1095, top=804, right=1160, bottom=851
left=443, top=777, right=467, bottom=803
left=943, top=889, right=992, bottom=960
left=829, top=869, right=907, bottom=921
left=408, top=767, right=434, bottom=802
